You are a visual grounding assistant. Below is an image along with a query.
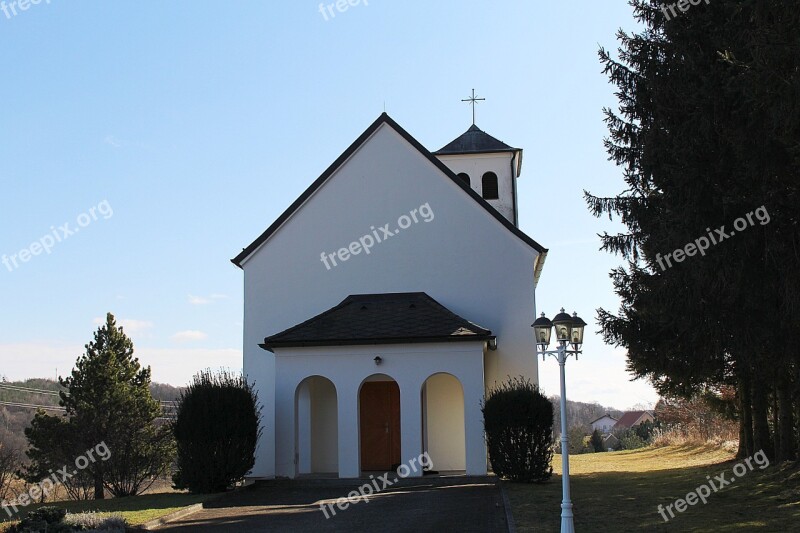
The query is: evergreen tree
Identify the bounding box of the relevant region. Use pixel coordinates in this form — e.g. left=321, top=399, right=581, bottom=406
left=588, top=0, right=800, bottom=459
left=25, top=313, right=174, bottom=499
left=22, top=413, right=95, bottom=500
left=590, top=429, right=605, bottom=453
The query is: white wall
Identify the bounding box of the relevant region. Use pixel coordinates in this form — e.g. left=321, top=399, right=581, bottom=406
left=241, top=122, right=542, bottom=478
left=272, top=342, right=486, bottom=478
left=424, top=373, right=466, bottom=471
left=436, top=152, right=517, bottom=223
left=243, top=343, right=275, bottom=478
left=591, top=416, right=617, bottom=434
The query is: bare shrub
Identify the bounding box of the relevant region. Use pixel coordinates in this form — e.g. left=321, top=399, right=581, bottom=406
left=0, top=442, right=18, bottom=501
left=653, top=393, right=738, bottom=447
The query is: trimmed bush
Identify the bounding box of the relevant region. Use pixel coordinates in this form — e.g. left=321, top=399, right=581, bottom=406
left=27, top=507, right=66, bottom=524
left=482, top=377, right=553, bottom=483
left=7, top=507, right=67, bottom=533
left=172, top=370, right=262, bottom=493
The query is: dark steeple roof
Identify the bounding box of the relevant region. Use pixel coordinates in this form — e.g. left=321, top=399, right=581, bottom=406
left=434, top=124, right=519, bottom=155
left=260, top=292, right=493, bottom=352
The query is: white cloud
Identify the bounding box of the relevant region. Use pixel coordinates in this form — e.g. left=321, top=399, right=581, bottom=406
left=104, top=135, right=123, bottom=148
left=139, top=348, right=242, bottom=386
left=104, top=135, right=146, bottom=149
left=188, top=294, right=227, bottom=305
left=171, top=330, right=208, bottom=343
left=538, top=346, right=659, bottom=411
left=0, top=342, right=82, bottom=382
left=0, top=342, right=241, bottom=387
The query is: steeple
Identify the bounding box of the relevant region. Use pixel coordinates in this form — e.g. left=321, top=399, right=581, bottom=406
left=434, top=124, right=523, bottom=226
left=435, top=124, right=518, bottom=156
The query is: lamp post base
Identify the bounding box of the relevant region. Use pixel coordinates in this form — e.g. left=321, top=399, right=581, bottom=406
left=560, top=502, right=575, bottom=533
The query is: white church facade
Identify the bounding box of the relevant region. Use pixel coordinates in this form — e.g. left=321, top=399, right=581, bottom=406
left=233, top=113, right=547, bottom=478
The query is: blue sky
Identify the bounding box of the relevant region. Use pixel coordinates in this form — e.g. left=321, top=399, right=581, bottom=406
left=0, top=1, right=657, bottom=409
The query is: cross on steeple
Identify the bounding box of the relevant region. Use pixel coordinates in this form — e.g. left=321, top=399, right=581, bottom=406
left=461, top=89, right=485, bottom=125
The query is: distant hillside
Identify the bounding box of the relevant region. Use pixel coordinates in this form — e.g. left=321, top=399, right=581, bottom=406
left=0, top=378, right=183, bottom=456
left=2, top=378, right=622, bottom=455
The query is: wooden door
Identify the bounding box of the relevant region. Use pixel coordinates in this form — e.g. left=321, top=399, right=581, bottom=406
left=359, top=381, right=401, bottom=471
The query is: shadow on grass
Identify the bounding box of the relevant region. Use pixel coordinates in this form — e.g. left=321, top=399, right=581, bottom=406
left=506, top=453, right=800, bottom=532
left=1, top=493, right=217, bottom=526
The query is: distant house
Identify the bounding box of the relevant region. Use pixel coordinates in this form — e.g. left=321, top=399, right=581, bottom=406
left=590, top=414, right=618, bottom=434
left=612, top=411, right=655, bottom=431
left=603, top=433, right=620, bottom=451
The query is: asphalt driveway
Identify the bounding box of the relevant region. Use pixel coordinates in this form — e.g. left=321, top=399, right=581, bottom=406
left=157, top=476, right=510, bottom=532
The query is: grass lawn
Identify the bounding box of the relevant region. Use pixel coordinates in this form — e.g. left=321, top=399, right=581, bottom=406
left=505, top=444, right=800, bottom=531
left=0, top=492, right=218, bottom=530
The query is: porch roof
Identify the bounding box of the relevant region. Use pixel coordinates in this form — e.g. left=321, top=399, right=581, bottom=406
left=260, top=292, right=493, bottom=352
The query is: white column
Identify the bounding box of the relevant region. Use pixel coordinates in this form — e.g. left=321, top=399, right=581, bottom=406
left=296, top=381, right=311, bottom=474
left=274, top=376, right=297, bottom=478
left=399, top=380, right=423, bottom=477
left=463, top=366, right=488, bottom=476
left=337, top=385, right=361, bottom=478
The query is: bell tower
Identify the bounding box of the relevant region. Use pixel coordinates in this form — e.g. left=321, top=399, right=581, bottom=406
left=434, top=123, right=523, bottom=226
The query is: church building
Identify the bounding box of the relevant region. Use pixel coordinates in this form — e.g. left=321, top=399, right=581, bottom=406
left=232, top=113, right=547, bottom=478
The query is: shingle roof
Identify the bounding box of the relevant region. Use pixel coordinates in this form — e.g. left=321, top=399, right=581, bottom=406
left=590, top=414, right=618, bottom=424
left=260, top=292, right=493, bottom=352
left=612, top=411, right=652, bottom=429
left=434, top=124, right=519, bottom=155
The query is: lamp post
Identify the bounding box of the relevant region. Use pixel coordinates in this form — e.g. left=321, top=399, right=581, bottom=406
left=532, top=308, right=586, bottom=533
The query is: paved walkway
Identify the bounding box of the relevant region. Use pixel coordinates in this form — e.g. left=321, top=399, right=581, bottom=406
left=158, top=476, right=510, bottom=532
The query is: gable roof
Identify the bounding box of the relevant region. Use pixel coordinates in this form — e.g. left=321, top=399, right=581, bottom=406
left=612, top=411, right=653, bottom=429
left=231, top=113, right=547, bottom=277
left=260, top=292, right=493, bottom=352
left=590, top=414, right=619, bottom=425
left=434, top=124, right=519, bottom=155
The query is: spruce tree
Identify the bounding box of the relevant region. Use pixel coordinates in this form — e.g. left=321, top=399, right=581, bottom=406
left=26, top=313, right=174, bottom=499
left=588, top=0, right=800, bottom=459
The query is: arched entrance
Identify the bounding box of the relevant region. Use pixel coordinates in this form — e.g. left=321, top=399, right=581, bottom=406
left=422, top=373, right=466, bottom=471
left=359, top=374, right=400, bottom=471
left=295, top=376, right=338, bottom=475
